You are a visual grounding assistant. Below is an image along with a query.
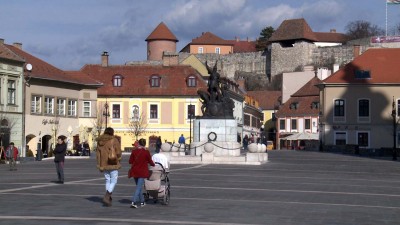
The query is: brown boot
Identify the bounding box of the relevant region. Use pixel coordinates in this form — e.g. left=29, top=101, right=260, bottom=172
left=102, top=191, right=112, bottom=206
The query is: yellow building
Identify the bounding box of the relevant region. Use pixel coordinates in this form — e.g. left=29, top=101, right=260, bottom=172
left=81, top=58, right=207, bottom=151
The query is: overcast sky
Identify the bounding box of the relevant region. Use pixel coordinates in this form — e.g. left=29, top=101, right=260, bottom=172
left=1, top=0, right=399, bottom=70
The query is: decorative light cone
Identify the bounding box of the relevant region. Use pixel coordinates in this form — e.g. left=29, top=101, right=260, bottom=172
left=248, top=143, right=258, bottom=153
left=161, top=143, right=171, bottom=152
left=204, top=142, right=214, bottom=153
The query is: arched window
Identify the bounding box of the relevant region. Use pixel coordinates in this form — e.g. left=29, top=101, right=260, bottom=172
left=112, top=74, right=123, bottom=87
left=150, top=75, right=161, bottom=87
left=1, top=119, right=8, bottom=127
left=186, top=75, right=197, bottom=87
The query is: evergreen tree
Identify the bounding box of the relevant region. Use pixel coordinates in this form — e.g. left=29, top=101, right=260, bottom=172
left=255, top=26, right=275, bottom=51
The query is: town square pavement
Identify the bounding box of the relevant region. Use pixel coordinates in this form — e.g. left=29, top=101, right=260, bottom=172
left=0, top=150, right=400, bottom=225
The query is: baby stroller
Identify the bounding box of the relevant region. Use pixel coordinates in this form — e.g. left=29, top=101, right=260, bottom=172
left=143, top=162, right=170, bottom=205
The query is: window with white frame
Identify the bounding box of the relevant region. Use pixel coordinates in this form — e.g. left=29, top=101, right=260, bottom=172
left=357, top=132, right=369, bottom=147
left=358, top=99, right=369, bottom=117
left=7, top=80, right=16, bottom=105
left=67, top=99, right=77, bottom=116
left=150, top=104, right=158, bottom=119
left=215, top=47, right=221, bottom=54
left=83, top=101, right=91, bottom=117
left=291, top=119, right=297, bottom=130
left=57, top=98, right=66, bottom=116
left=334, top=99, right=345, bottom=117
left=334, top=132, right=347, bottom=145
left=279, top=119, right=285, bottom=130
left=150, top=75, right=161, bottom=87
left=198, top=47, right=203, bottom=53
left=112, top=104, right=120, bottom=119
left=31, top=96, right=42, bottom=114
left=305, top=119, right=311, bottom=129
left=44, top=97, right=54, bottom=114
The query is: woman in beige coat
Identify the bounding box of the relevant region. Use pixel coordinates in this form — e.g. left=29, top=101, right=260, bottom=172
left=96, top=127, right=122, bottom=207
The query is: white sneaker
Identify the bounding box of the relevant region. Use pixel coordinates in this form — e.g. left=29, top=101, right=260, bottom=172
left=130, top=202, right=138, bottom=208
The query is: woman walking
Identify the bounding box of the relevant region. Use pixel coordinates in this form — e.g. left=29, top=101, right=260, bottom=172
left=53, top=136, right=67, bottom=183
left=96, top=127, right=122, bottom=207
left=128, top=138, right=155, bottom=208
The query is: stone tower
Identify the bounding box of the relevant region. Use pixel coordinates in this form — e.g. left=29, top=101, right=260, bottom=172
left=145, top=22, right=178, bottom=61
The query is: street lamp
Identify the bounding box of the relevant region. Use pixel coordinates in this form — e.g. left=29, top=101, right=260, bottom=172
left=189, top=102, right=194, bottom=145
left=103, top=100, right=110, bottom=128
left=391, top=96, right=397, bottom=160
left=22, top=63, right=32, bottom=157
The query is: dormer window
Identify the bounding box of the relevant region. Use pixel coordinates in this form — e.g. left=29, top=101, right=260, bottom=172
left=113, top=74, right=123, bottom=87
left=187, top=75, right=197, bottom=87
left=355, top=70, right=371, bottom=79
left=290, top=102, right=299, bottom=110
left=150, top=75, right=161, bottom=87
left=311, top=102, right=319, bottom=109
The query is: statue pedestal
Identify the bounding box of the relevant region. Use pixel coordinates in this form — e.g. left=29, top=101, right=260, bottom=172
left=192, top=118, right=240, bottom=156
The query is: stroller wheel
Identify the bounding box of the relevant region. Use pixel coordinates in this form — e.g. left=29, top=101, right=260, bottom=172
left=143, top=193, right=150, bottom=202
left=162, top=187, right=170, bottom=205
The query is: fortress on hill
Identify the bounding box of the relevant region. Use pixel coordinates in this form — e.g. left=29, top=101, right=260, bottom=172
left=142, top=19, right=400, bottom=91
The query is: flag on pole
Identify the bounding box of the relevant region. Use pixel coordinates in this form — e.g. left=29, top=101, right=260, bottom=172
left=387, top=0, right=400, bottom=4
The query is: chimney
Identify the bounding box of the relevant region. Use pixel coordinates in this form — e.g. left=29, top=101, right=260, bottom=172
left=353, top=45, right=360, bottom=58
left=247, top=37, right=250, bottom=42
left=236, top=77, right=246, bottom=91
left=235, top=36, right=239, bottom=42
left=162, top=51, right=179, bottom=66
left=13, top=42, right=22, bottom=49
left=0, top=38, right=4, bottom=44
left=330, top=29, right=336, bottom=33
left=101, top=51, right=109, bottom=67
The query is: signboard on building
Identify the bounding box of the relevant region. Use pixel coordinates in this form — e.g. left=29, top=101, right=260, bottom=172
left=371, top=36, right=400, bottom=43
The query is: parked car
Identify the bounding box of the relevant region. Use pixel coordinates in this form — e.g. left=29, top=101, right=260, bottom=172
left=266, top=141, right=274, bottom=151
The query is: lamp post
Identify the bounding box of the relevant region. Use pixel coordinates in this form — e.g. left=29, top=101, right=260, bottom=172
left=103, top=100, right=110, bottom=129
left=189, top=102, right=193, bottom=145
left=23, top=63, right=32, bottom=157
left=391, top=96, right=398, bottom=160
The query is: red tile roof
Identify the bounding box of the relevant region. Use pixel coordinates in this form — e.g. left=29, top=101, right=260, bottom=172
left=227, top=40, right=257, bottom=53
left=80, top=64, right=207, bottom=96
left=190, top=32, right=232, bottom=45
left=323, top=48, right=400, bottom=84
left=276, top=77, right=321, bottom=117
left=247, top=91, right=281, bottom=110
left=269, top=18, right=318, bottom=42
left=5, top=45, right=102, bottom=86
left=314, top=32, right=348, bottom=43
left=0, top=44, right=24, bottom=62
left=145, top=22, right=178, bottom=42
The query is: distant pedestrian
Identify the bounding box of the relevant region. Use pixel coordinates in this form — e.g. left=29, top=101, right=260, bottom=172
left=178, top=134, right=185, bottom=151
left=53, top=136, right=67, bottom=184
left=155, top=136, right=162, bottom=153
left=96, top=127, right=122, bottom=207
left=128, top=138, right=155, bottom=208
left=6, top=142, right=18, bottom=171
left=243, top=135, right=249, bottom=151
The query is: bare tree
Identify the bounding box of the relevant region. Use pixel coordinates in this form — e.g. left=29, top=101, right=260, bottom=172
left=345, top=20, right=384, bottom=40
left=127, top=109, right=147, bottom=141
left=91, top=104, right=105, bottom=142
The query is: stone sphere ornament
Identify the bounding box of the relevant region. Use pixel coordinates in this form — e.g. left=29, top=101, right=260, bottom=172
left=204, top=142, right=214, bottom=153
left=248, top=143, right=258, bottom=153
left=161, top=143, right=171, bottom=152
left=171, top=143, right=179, bottom=152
